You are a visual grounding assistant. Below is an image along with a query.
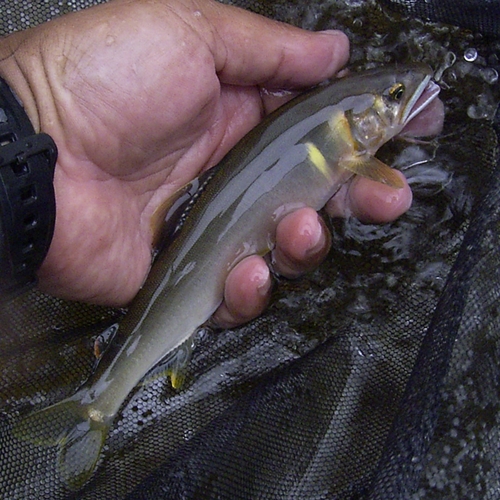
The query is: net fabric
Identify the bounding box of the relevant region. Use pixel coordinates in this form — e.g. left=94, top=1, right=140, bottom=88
left=378, top=0, right=500, bottom=38
left=1, top=0, right=499, bottom=499
left=367, top=164, right=500, bottom=499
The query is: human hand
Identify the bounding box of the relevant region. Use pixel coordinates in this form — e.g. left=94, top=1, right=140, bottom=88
left=0, top=0, right=412, bottom=325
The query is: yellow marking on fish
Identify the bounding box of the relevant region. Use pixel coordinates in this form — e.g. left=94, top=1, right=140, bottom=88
left=306, top=142, right=330, bottom=179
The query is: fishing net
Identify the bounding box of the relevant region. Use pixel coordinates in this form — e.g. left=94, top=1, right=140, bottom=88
left=1, top=0, right=499, bottom=498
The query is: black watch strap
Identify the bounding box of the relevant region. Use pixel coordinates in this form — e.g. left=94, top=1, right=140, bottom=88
left=0, top=76, right=58, bottom=300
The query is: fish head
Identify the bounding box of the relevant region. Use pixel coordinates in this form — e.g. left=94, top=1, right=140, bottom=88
left=343, top=64, right=441, bottom=154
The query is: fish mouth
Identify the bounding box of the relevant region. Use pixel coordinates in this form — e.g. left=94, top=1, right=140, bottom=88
left=402, top=76, right=441, bottom=125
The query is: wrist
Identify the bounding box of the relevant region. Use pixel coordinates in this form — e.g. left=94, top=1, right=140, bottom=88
left=0, top=68, right=58, bottom=300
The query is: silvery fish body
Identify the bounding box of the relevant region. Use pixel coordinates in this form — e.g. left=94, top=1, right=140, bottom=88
left=15, top=64, right=440, bottom=488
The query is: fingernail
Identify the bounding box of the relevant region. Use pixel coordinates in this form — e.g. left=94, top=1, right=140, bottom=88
left=318, top=29, right=343, bottom=36
left=255, top=265, right=271, bottom=296
left=303, top=215, right=324, bottom=257
left=316, top=30, right=350, bottom=75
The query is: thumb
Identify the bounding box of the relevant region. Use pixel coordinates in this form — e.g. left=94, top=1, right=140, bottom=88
left=201, top=1, right=349, bottom=88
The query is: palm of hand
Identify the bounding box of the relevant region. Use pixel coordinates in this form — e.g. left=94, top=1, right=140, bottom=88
left=34, top=2, right=268, bottom=305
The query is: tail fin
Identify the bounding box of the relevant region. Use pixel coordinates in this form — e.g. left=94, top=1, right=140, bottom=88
left=13, top=397, right=110, bottom=490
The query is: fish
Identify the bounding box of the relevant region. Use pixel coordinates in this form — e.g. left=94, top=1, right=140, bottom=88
left=14, top=64, right=441, bottom=489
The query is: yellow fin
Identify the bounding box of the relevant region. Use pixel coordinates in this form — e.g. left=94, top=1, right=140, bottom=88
left=93, top=323, right=119, bottom=360
left=168, top=367, right=187, bottom=391
left=167, top=339, right=193, bottom=389
left=141, top=338, right=193, bottom=390
left=340, top=155, right=405, bottom=189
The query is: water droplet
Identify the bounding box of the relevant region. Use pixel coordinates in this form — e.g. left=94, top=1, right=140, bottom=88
left=464, top=48, right=477, bottom=62
left=467, top=94, right=496, bottom=120
left=445, top=51, right=456, bottom=66
left=479, top=67, right=498, bottom=85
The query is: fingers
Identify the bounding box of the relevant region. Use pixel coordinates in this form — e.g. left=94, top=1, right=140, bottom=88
left=202, top=1, right=349, bottom=88
left=326, top=171, right=413, bottom=223
left=271, top=208, right=331, bottom=278
left=212, top=255, right=272, bottom=329
left=214, top=172, right=412, bottom=329
left=213, top=208, right=330, bottom=329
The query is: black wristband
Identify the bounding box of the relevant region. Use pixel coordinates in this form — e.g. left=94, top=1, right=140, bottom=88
left=0, top=76, right=58, bottom=300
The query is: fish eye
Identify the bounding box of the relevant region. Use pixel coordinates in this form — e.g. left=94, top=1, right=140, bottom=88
left=389, top=83, right=405, bottom=101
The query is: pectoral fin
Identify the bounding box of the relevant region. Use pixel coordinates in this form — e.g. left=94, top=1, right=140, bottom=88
left=340, top=156, right=405, bottom=189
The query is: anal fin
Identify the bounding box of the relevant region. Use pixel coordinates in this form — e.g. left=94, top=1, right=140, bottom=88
left=141, top=337, right=193, bottom=390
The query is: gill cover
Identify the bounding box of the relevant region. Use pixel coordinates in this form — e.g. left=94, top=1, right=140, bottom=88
left=327, top=109, right=405, bottom=188
left=332, top=65, right=439, bottom=188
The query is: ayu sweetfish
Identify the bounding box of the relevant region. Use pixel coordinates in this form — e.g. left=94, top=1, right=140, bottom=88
left=15, top=64, right=441, bottom=489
